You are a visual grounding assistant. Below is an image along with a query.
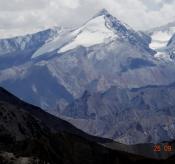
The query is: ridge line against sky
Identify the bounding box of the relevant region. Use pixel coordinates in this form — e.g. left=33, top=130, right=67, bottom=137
left=0, top=0, right=175, bottom=38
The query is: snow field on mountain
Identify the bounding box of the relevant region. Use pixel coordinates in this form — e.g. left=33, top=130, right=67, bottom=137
left=58, top=16, right=116, bottom=53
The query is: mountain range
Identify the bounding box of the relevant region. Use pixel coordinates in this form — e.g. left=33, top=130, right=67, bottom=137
left=0, top=9, right=175, bottom=144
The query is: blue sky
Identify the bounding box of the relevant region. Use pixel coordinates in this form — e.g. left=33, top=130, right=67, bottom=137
left=0, top=0, right=175, bottom=38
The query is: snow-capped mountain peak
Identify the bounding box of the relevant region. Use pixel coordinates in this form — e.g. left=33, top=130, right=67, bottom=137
left=32, top=9, right=119, bottom=58
left=32, top=9, right=151, bottom=59
left=58, top=10, right=118, bottom=53
left=58, top=9, right=151, bottom=54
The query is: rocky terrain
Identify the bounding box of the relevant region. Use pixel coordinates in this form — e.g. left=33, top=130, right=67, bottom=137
left=1, top=87, right=175, bottom=163
left=61, top=82, right=175, bottom=144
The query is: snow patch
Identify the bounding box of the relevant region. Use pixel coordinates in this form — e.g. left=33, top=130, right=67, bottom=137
left=32, top=28, right=71, bottom=58
left=150, top=30, right=175, bottom=50
left=58, top=16, right=116, bottom=53
left=154, top=52, right=172, bottom=61
left=149, top=27, right=175, bottom=61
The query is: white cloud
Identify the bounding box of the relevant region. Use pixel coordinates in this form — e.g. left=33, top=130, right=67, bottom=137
left=0, top=0, right=49, bottom=11
left=0, top=0, right=175, bottom=38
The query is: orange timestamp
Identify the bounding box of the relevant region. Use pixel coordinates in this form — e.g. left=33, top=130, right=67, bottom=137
left=153, top=144, right=173, bottom=152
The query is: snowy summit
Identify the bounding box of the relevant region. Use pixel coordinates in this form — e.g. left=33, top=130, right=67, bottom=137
left=32, top=9, right=136, bottom=59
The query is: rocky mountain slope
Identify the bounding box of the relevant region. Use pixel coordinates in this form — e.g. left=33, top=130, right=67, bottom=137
left=0, top=27, right=61, bottom=70
left=1, top=87, right=175, bottom=164
left=61, top=82, right=175, bottom=144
